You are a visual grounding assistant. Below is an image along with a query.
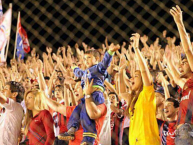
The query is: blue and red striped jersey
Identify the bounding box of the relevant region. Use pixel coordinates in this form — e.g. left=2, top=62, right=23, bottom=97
left=157, top=119, right=176, bottom=145
left=177, top=76, right=193, bottom=125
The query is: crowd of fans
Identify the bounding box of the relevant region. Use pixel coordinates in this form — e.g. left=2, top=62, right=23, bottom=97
left=0, top=5, right=193, bottom=145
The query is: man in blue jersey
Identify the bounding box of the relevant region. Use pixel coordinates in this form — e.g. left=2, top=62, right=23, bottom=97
left=157, top=98, right=179, bottom=145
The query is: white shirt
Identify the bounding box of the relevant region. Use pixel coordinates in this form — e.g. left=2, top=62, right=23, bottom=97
left=99, top=99, right=111, bottom=145
left=21, top=100, right=27, bottom=114
left=52, top=100, right=64, bottom=137
left=123, top=116, right=130, bottom=128
left=0, top=98, right=24, bottom=145
left=53, top=112, right=60, bottom=137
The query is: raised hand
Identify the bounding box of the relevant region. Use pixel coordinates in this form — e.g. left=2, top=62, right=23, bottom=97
left=75, top=43, right=80, bottom=54
left=46, top=47, right=52, bottom=54
left=130, top=33, right=140, bottom=49
left=140, top=35, right=148, bottom=44
left=121, top=42, right=127, bottom=54
left=170, top=5, right=183, bottom=23
left=52, top=53, right=59, bottom=61
left=172, top=37, right=176, bottom=45
left=119, top=54, right=127, bottom=69
left=82, top=42, right=88, bottom=51
left=163, top=30, right=167, bottom=38
left=31, top=48, right=36, bottom=57
left=154, top=37, right=159, bottom=47
left=105, top=36, right=109, bottom=50
left=76, top=46, right=81, bottom=56
left=84, top=78, right=94, bottom=96
left=102, top=44, right=106, bottom=53
left=164, top=45, right=172, bottom=61
left=36, top=54, right=39, bottom=59
left=67, top=45, right=73, bottom=55
left=57, top=47, right=62, bottom=55
left=109, top=43, right=120, bottom=52
left=74, top=43, right=78, bottom=49
left=61, top=46, right=66, bottom=53
left=37, top=59, right=43, bottom=72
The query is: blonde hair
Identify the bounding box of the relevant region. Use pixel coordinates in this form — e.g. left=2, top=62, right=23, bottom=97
left=23, top=90, right=48, bottom=135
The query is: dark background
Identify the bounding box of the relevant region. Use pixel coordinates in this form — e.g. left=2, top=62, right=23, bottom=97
left=3, top=0, right=193, bottom=63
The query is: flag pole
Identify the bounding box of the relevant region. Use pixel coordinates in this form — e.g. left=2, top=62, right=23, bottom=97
left=5, top=3, right=12, bottom=61
left=5, top=37, right=9, bottom=60
left=13, top=11, right=20, bottom=59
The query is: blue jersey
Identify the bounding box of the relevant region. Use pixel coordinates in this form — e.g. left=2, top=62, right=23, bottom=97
left=73, top=51, right=113, bottom=90
left=157, top=119, right=176, bottom=145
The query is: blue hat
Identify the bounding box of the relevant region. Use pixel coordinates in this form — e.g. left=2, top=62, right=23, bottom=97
left=181, top=53, right=187, bottom=60
left=155, top=87, right=165, bottom=96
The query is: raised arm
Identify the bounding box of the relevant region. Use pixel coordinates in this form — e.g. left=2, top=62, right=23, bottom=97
left=159, top=60, right=176, bottom=87
left=170, top=6, right=193, bottom=71
left=43, top=92, right=67, bottom=116
left=140, top=35, right=149, bottom=50
left=69, top=84, right=77, bottom=106
left=46, top=47, right=54, bottom=69
left=71, top=67, right=84, bottom=78
left=131, top=33, right=152, bottom=86
left=98, top=44, right=120, bottom=73
left=42, top=53, right=50, bottom=77
left=104, top=80, right=117, bottom=94
left=157, top=72, right=170, bottom=100
left=53, top=53, right=67, bottom=77
left=164, top=48, right=186, bottom=88
left=36, top=60, right=47, bottom=92
left=84, top=78, right=105, bottom=120
left=118, top=59, right=127, bottom=94
left=47, top=69, right=57, bottom=97
left=22, top=63, right=33, bottom=79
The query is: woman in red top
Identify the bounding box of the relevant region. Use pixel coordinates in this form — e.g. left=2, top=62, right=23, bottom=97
left=24, top=90, right=55, bottom=145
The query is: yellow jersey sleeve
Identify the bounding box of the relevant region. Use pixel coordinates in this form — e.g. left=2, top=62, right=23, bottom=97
left=141, top=85, right=155, bottom=102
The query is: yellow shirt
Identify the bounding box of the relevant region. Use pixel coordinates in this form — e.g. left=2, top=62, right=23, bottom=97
left=129, top=85, right=160, bottom=145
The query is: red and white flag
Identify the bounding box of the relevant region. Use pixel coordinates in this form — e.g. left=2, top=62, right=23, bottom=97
left=16, top=13, right=30, bottom=59
left=0, top=7, right=12, bottom=62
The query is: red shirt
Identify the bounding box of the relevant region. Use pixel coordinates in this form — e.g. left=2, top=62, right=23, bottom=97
left=27, top=110, right=55, bottom=145
left=177, top=77, right=193, bottom=125
left=57, top=112, right=67, bottom=134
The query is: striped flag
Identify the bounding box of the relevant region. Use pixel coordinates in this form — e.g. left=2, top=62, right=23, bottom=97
left=16, top=13, right=30, bottom=59
left=0, top=7, right=12, bottom=62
